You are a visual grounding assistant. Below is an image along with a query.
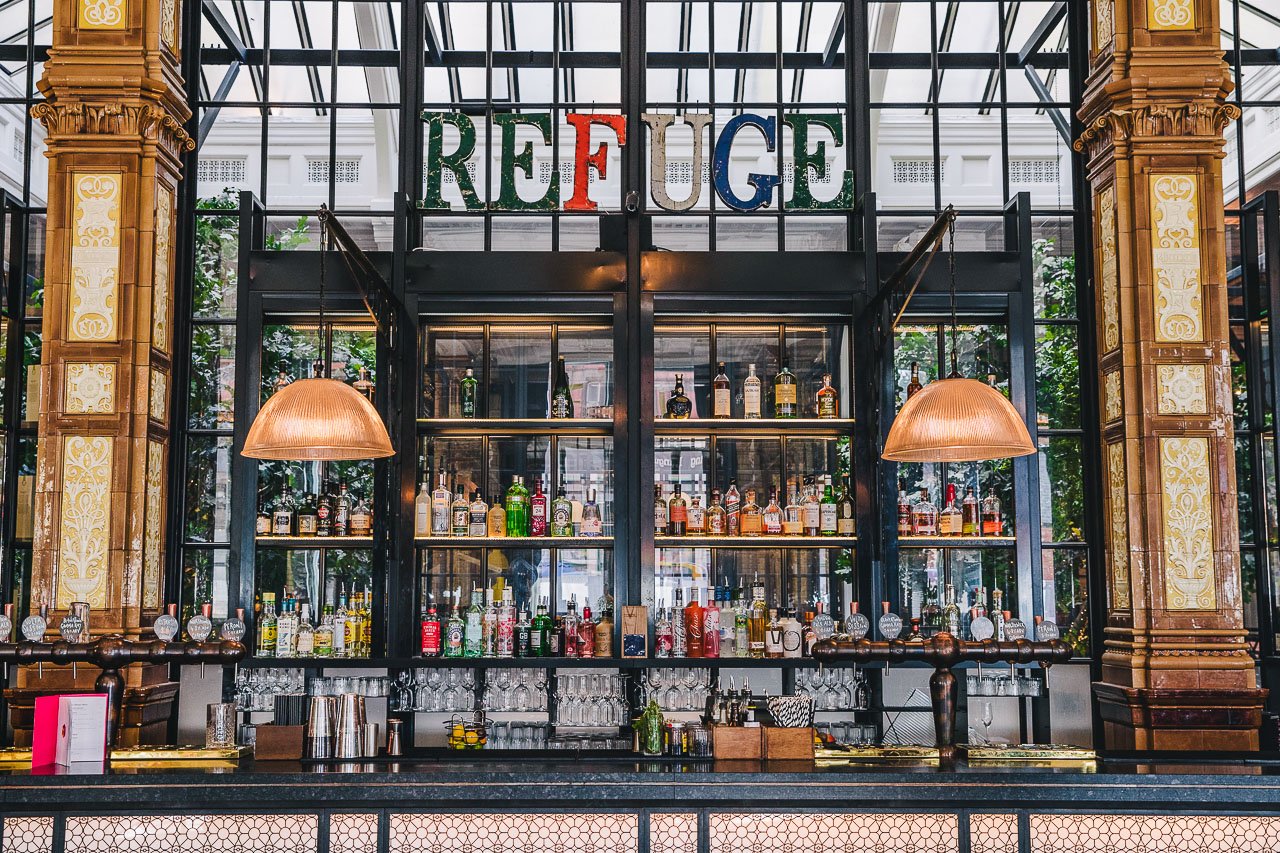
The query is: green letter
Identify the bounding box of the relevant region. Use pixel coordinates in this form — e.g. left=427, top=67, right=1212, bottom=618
left=491, top=112, right=559, bottom=211
left=422, top=111, right=483, bottom=211
left=782, top=114, right=854, bottom=210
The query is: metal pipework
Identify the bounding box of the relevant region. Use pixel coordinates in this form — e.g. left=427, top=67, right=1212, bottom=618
left=0, top=636, right=247, bottom=746
left=812, top=634, right=1073, bottom=758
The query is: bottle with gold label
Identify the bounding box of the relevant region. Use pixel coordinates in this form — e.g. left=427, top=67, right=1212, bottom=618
left=487, top=495, right=507, bottom=537
left=739, top=489, right=763, bottom=536
left=712, top=362, right=731, bottom=418
left=816, top=371, right=838, bottom=418
left=706, top=489, right=727, bottom=535
left=773, top=362, right=798, bottom=418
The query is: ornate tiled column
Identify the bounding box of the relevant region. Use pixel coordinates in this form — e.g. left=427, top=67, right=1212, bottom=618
left=1076, top=0, right=1266, bottom=749
left=29, top=0, right=190, bottom=634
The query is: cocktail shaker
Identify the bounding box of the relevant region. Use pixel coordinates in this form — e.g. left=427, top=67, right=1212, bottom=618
left=304, top=696, right=336, bottom=759
left=334, top=693, right=365, bottom=759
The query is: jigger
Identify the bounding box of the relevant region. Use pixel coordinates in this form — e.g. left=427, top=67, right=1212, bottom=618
left=334, top=693, right=365, bottom=759
left=304, top=696, right=336, bottom=759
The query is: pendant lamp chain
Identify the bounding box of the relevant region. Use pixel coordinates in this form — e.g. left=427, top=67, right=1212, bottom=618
left=316, top=210, right=328, bottom=380
left=947, top=219, right=959, bottom=379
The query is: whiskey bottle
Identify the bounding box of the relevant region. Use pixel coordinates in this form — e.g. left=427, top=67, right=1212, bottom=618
left=460, top=366, right=479, bottom=418
left=906, top=361, right=923, bottom=399
left=551, top=485, right=573, bottom=537
left=256, top=499, right=271, bottom=536
left=911, top=488, right=938, bottom=536
left=713, top=362, right=732, bottom=418
left=487, top=494, right=507, bottom=537
left=430, top=474, right=451, bottom=536
left=334, top=482, right=351, bottom=536
left=468, top=492, right=488, bottom=537
left=450, top=488, right=469, bottom=536
left=653, top=484, right=668, bottom=535
left=687, top=495, right=706, bottom=534
left=581, top=489, right=603, bottom=537
left=742, top=363, right=762, bottom=419
left=896, top=478, right=913, bottom=537
left=938, top=484, right=962, bottom=536
left=348, top=493, right=372, bottom=537
left=353, top=367, right=375, bottom=402
left=317, top=481, right=335, bottom=536
left=783, top=485, right=803, bottom=535
left=801, top=479, right=821, bottom=536
left=530, top=478, right=548, bottom=536
left=740, top=489, right=763, bottom=536
left=297, top=492, right=318, bottom=537
left=816, top=371, right=838, bottom=418
left=420, top=604, right=441, bottom=656
left=724, top=480, right=741, bottom=535
left=819, top=480, right=838, bottom=535
left=773, top=362, right=798, bottom=418
left=762, top=488, right=783, bottom=535
left=836, top=474, right=856, bottom=535
left=706, top=489, right=727, bottom=535
left=981, top=492, right=1004, bottom=536
left=942, top=584, right=962, bottom=637
left=666, top=373, right=692, bottom=419
left=551, top=357, right=574, bottom=418
left=272, top=490, right=295, bottom=536
left=962, top=486, right=979, bottom=536
left=667, top=483, right=688, bottom=535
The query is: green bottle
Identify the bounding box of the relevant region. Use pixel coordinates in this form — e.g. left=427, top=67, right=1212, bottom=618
left=532, top=597, right=552, bottom=657
left=819, top=481, right=838, bottom=536
left=444, top=597, right=465, bottom=658
left=505, top=475, right=530, bottom=537
left=460, top=367, right=478, bottom=418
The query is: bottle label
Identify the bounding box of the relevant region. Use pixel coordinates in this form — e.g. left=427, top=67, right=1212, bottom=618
left=552, top=396, right=572, bottom=418
left=707, top=511, right=725, bottom=535
left=531, top=502, right=547, bottom=536
left=837, top=516, right=855, bottom=535
left=469, top=510, right=486, bottom=536
left=350, top=512, right=371, bottom=537
left=256, top=516, right=271, bottom=535
left=272, top=511, right=292, bottom=536
left=744, top=385, right=761, bottom=416
left=820, top=504, right=838, bottom=532
left=688, top=505, right=706, bottom=532
left=714, top=388, right=731, bottom=417
left=782, top=625, right=802, bottom=657
left=431, top=503, right=449, bottom=534
left=582, top=516, right=603, bottom=536
left=452, top=508, right=468, bottom=531
left=670, top=503, right=688, bottom=524
left=654, top=505, right=668, bottom=534
left=765, top=627, right=783, bottom=655
left=776, top=385, right=797, bottom=405
left=422, top=621, right=441, bottom=655
left=703, top=611, right=720, bottom=657
left=803, top=506, right=820, bottom=530
left=818, top=395, right=836, bottom=418
left=298, top=514, right=318, bottom=535
left=553, top=503, right=572, bottom=533
left=446, top=623, right=463, bottom=654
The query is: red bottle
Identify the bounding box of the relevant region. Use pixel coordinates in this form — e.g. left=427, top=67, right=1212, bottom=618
left=702, top=591, right=720, bottom=658
left=421, top=605, right=441, bottom=656
left=684, top=589, right=705, bottom=658
left=530, top=479, right=548, bottom=537
left=578, top=606, right=595, bottom=657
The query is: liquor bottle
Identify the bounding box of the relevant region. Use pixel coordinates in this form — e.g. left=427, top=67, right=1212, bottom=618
left=819, top=481, right=838, bottom=535
left=740, top=489, right=763, bottom=536
left=467, top=492, right=487, bottom=537
left=706, top=489, right=727, bottom=535
left=802, top=480, right=821, bottom=536
left=939, top=484, right=962, bottom=536
left=743, top=363, right=762, bottom=418
left=672, top=588, right=687, bottom=657
left=349, top=493, right=372, bottom=537
left=314, top=610, right=334, bottom=658
left=703, top=591, right=721, bottom=658
left=530, top=479, right=548, bottom=536
left=594, top=600, right=613, bottom=658
left=774, top=362, right=798, bottom=418
left=781, top=610, right=803, bottom=659
left=762, top=488, right=783, bottom=535
left=450, top=488, right=469, bottom=536
left=482, top=589, right=498, bottom=657
left=256, top=500, right=271, bottom=536
left=665, top=373, right=692, bottom=419
left=334, top=483, right=351, bottom=536
left=783, top=485, right=803, bottom=535
left=748, top=580, right=768, bottom=658
left=460, top=367, right=479, bottom=418
left=991, top=589, right=1007, bottom=641
left=836, top=474, right=856, bottom=535
left=551, top=356, right=574, bottom=418
left=973, top=586, right=988, bottom=621
left=516, top=609, right=532, bottom=657
left=272, top=490, right=295, bottom=536
left=912, top=488, right=938, bottom=536
left=487, top=495, right=506, bottom=537
left=687, top=495, right=706, bottom=534
left=906, top=361, right=923, bottom=399
left=340, top=589, right=357, bottom=657
left=581, top=489, right=603, bottom=536
left=531, top=598, right=550, bottom=657
left=816, top=371, right=838, bottom=418
left=653, top=484, right=668, bottom=535
left=444, top=595, right=465, bottom=658
left=331, top=585, right=347, bottom=658
left=713, top=362, right=732, bottom=418
left=655, top=602, right=673, bottom=658
left=464, top=587, right=484, bottom=658
left=562, top=596, right=580, bottom=658
left=360, top=586, right=373, bottom=656
left=921, top=590, right=941, bottom=638
left=431, top=474, right=451, bottom=536
left=896, top=478, right=912, bottom=537
left=317, top=481, right=335, bottom=537
left=764, top=609, right=784, bottom=658
left=942, top=584, right=962, bottom=637
left=667, top=483, right=688, bottom=535
left=981, top=492, right=1004, bottom=536
left=497, top=590, right=515, bottom=658
left=256, top=592, right=277, bottom=657
left=734, top=590, right=750, bottom=658
left=276, top=594, right=298, bottom=657
left=724, top=480, right=741, bottom=535
left=545, top=484, right=570, bottom=537
left=295, top=602, right=315, bottom=657
left=578, top=605, right=595, bottom=658
left=295, top=492, right=318, bottom=536
left=684, top=588, right=705, bottom=658
left=421, top=604, right=441, bottom=656
left=505, top=475, right=530, bottom=536
left=962, top=486, right=980, bottom=536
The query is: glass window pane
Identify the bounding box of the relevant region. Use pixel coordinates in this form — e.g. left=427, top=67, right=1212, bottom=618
left=1041, top=547, right=1087, bottom=655
left=1037, top=436, right=1083, bottom=543
left=425, top=325, right=483, bottom=418
left=784, top=322, right=848, bottom=418
left=490, top=325, right=553, bottom=419
left=559, top=326, right=614, bottom=418
left=194, top=206, right=239, bottom=318
left=1035, top=324, right=1079, bottom=429
left=655, top=324, right=711, bottom=418
left=186, top=436, right=234, bottom=544
left=189, top=323, right=236, bottom=429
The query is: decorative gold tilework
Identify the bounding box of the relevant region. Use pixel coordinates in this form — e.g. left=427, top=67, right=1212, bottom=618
left=57, top=435, right=113, bottom=608
left=1150, top=174, right=1203, bottom=343
left=69, top=174, right=121, bottom=342
left=78, top=0, right=126, bottom=29
left=1097, top=186, right=1120, bottom=352
left=1108, top=441, right=1131, bottom=610
left=64, top=363, right=116, bottom=414
left=1147, top=0, right=1195, bottom=30
left=1156, top=364, right=1207, bottom=415
left=1160, top=435, right=1216, bottom=609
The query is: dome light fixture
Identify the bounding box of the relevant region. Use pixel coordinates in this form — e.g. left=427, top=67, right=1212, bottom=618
left=882, top=221, right=1035, bottom=463
left=242, top=209, right=394, bottom=461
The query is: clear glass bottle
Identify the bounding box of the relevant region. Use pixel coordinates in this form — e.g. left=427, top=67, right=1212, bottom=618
left=655, top=602, right=673, bottom=658
left=942, top=584, right=962, bottom=637
left=334, top=482, right=351, bottom=536
left=653, top=484, right=668, bottom=535
left=256, top=592, right=277, bottom=657
left=482, top=589, right=498, bottom=657
left=581, top=489, right=603, bottom=536
left=981, top=492, right=1004, bottom=536
left=962, top=486, right=980, bottom=536
left=551, top=356, right=574, bottom=418
left=515, top=609, right=532, bottom=657
left=724, top=480, right=741, bottom=535
left=740, top=489, right=763, bottom=536
left=687, top=495, right=706, bottom=534
left=460, top=366, right=479, bottom=418
left=551, top=485, right=574, bottom=537
left=783, top=485, right=803, bottom=535
left=487, top=495, right=507, bottom=537
left=468, top=492, right=488, bottom=537
left=331, top=584, right=348, bottom=658
left=748, top=580, right=768, bottom=658
left=712, top=361, right=731, bottom=418
left=764, top=609, right=784, bottom=658
left=816, top=371, right=838, bottom=418
left=734, top=590, right=749, bottom=658
left=665, top=373, right=692, bottom=419
left=314, top=610, right=334, bottom=658
left=450, top=488, right=469, bottom=536
left=431, top=473, right=451, bottom=536
left=464, top=587, right=484, bottom=658
left=295, top=601, right=315, bottom=657
left=819, top=481, right=838, bottom=535
left=912, top=487, right=938, bottom=536
left=773, top=362, right=798, bottom=418
left=802, top=480, right=821, bottom=536
left=762, top=488, right=783, bottom=535
left=497, top=589, right=516, bottom=658
left=743, top=363, right=762, bottom=419
left=939, top=484, right=962, bottom=536
left=671, top=587, right=686, bottom=657
left=276, top=593, right=298, bottom=658
left=415, top=473, right=432, bottom=536
left=706, top=489, right=727, bottom=535
left=667, top=483, right=688, bottom=535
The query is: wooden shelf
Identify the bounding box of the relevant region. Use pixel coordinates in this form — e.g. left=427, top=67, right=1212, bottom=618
left=255, top=536, right=373, bottom=548
left=654, top=535, right=856, bottom=549
left=416, top=536, right=613, bottom=548
left=417, top=418, right=612, bottom=435
left=654, top=418, right=854, bottom=437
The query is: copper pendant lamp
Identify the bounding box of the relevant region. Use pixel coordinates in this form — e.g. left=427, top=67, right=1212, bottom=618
left=242, top=213, right=394, bottom=462
left=882, top=222, right=1036, bottom=463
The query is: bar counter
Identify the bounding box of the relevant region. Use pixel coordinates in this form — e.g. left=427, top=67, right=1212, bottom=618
left=4, top=758, right=1280, bottom=853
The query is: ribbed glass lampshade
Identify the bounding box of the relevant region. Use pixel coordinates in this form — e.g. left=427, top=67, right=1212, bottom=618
left=882, top=377, right=1036, bottom=463
left=242, top=378, right=395, bottom=461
